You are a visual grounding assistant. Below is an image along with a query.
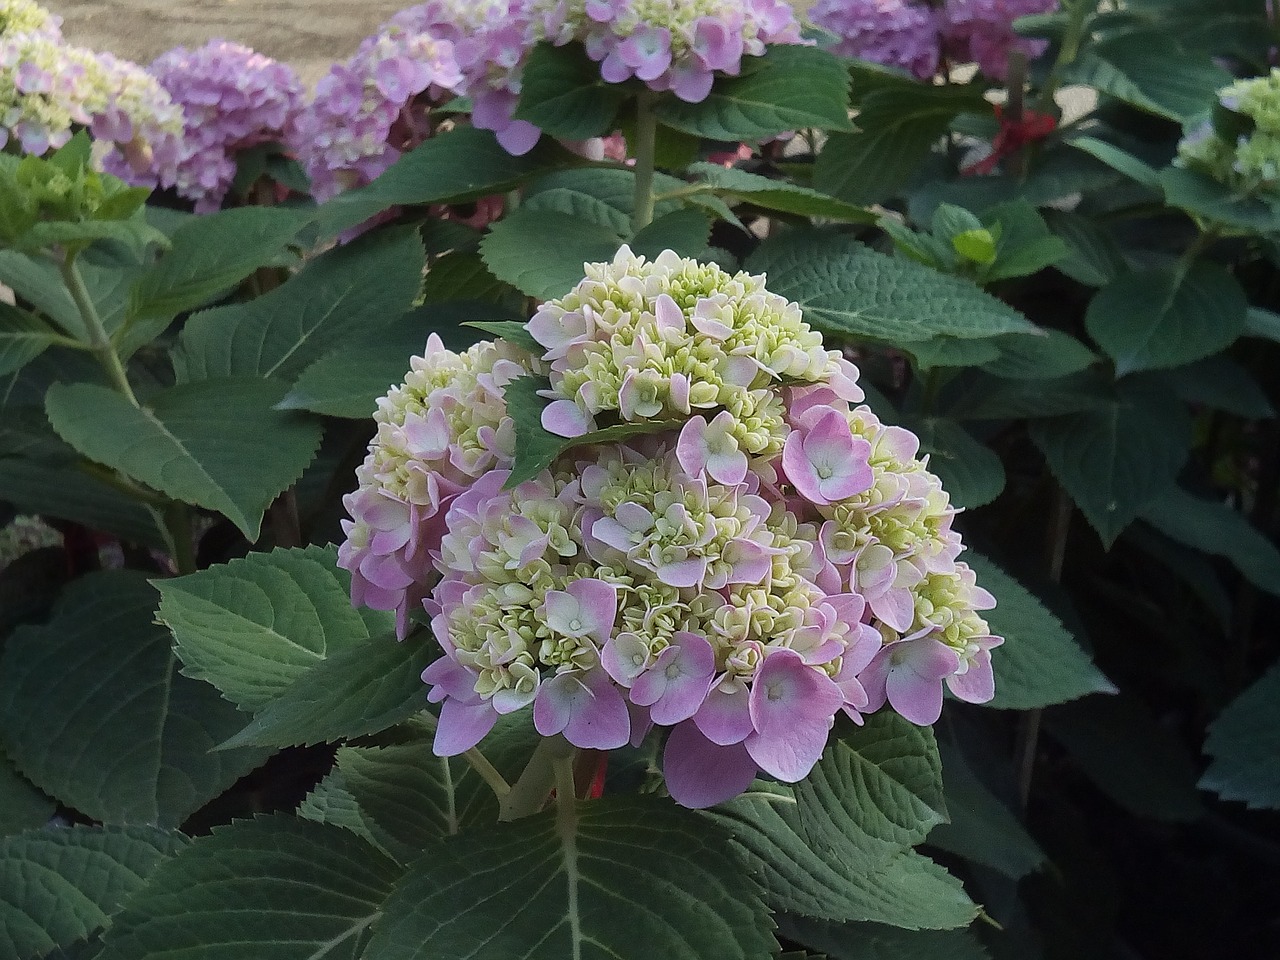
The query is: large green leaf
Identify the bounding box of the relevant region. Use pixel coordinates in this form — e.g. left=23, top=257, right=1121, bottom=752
left=0, top=747, right=52, bottom=835
left=686, top=163, right=875, bottom=222
left=1141, top=486, right=1280, bottom=598
left=1029, top=376, right=1190, bottom=546
left=1, top=826, right=184, bottom=960
left=1043, top=209, right=1129, bottom=287
left=0, top=304, right=58, bottom=378
left=710, top=714, right=975, bottom=929
left=656, top=45, right=854, bottom=141
left=815, top=83, right=986, bottom=206
left=127, top=206, right=312, bottom=326
left=964, top=553, right=1113, bottom=710
left=629, top=208, right=713, bottom=260
left=928, top=743, right=1044, bottom=879
left=45, top=379, right=323, bottom=540
left=1201, top=659, right=1280, bottom=810
left=365, top=796, right=776, bottom=960
left=904, top=417, right=1005, bottom=509
left=776, top=917, right=991, bottom=960
left=1159, top=167, right=1280, bottom=233
left=481, top=208, right=622, bottom=300
left=980, top=329, right=1097, bottom=380
left=1084, top=263, right=1247, bottom=376
left=172, top=225, right=425, bottom=383
left=217, top=632, right=433, bottom=749
left=0, top=572, right=268, bottom=826
left=297, top=769, right=396, bottom=854
left=99, top=816, right=401, bottom=960
left=155, top=545, right=392, bottom=711
left=515, top=42, right=627, bottom=140
left=315, top=127, right=571, bottom=238
left=747, top=233, right=1038, bottom=345
left=280, top=302, right=512, bottom=418
left=1155, top=355, right=1274, bottom=419
left=1066, top=31, right=1231, bottom=122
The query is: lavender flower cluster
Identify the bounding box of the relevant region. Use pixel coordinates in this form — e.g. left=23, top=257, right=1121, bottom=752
left=809, top=0, right=1057, bottom=82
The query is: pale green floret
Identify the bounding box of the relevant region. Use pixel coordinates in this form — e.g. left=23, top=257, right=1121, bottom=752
left=555, top=0, right=771, bottom=62
left=0, top=0, right=57, bottom=36
left=1176, top=70, right=1280, bottom=195
left=912, top=567, right=992, bottom=653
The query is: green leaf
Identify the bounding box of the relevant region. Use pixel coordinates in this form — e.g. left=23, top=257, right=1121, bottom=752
left=1066, top=31, right=1231, bottom=122
left=1155, top=355, right=1274, bottom=419
left=979, top=200, right=1069, bottom=281
left=1158, top=166, right=1280, bottom=233
left=903, top=417, right=1005, bottom=508
left=710, top=715, right=976, bottom=929
left=947, top=369, right=1112, bottom=421
left=1045, top=695, right=1204, bottom=822
left=1201, top=659, right=1280, bottom=810
left=280, top=303, right=512, bottom=418
left=18, top=219, right=168, bottom=257
left=128, top=206, right=311, bottom=325
left=0, top=747, right=52, bottom=835
left=928, top=743, right=1044, bottom=879
left=630, top=207, right=712, bottom=260
left=0, top=251, right=82, bottom=336
left=421, top=250, right=514, bottom=305
left=815, top=83, right=987, bottom=206
left=747, top=233, right=1039, bottom=345
left=515, top=42, right=627, bottom=139
left=217, top=632, right=433, bottom=749
left=980, top=329, right=1097, bottom=380
left=316, top=127, right=570, bottom=238
left=1085, top=263, right=1247, bottom=375
left=0, top=304, right=59, bottom=377
left=964, top=553, right=1114, bottom=710
left=657, top=45, right=853, bottom=141
left=1246, top=305, right=1280, bottom=342
left=776, top=917, right=991, bottom=960
left=297, top=769, right=395, bottom=853
left=906, top=336, right=1001, bottom=370
left=523, top=168, right=682, bottom=233
left=173, top=225, right=425, bottom=382
left=155, top=545, right=392, bottom=712
left=365, top=796, right=777, bottom=960
left=1, top=826, right=184, bottom=960
left=1141, top=486, right=1280, bottom=598
left=686, top=163, right=875, bottom=222
left=99, top=816, right=401, bottom=960
left=503, top=375, right=683, bottom=488
left=1043, top=209, right=1128, bottom=287
left=465, top=319, right=541, bottom=353
left=1067, top=137, right=1161, bottom=189
left=45, top=379, right=323, bottom=540
left=1029, top=376, right=1191, bottom=546
left=0, top=458, right=171, bottom=549
left=481, top=208, right=622, bottom=300
left=0, top=572, right=268, bottom=826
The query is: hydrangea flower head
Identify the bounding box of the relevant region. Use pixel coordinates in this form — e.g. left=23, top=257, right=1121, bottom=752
left=0, top=0, right=61, bottom=39
left=809, top=0, right=941, bottom=80
left=943, top=0, right=1056, bottom=81
left=1177, top=70, right=1280, bottom=197
left=342, top=248, right=1002, bottom=809
left=143, top=41, right=303, bottom=212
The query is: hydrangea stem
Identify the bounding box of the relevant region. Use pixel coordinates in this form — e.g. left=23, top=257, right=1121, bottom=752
left=498, top=734, right=575, bottom=821
left=59, top=253, right=138, bottom=408
left=631, top=90, right=659, bottom=234
left=463, top=746, right=512, bottom=801
left=164, top=503, right=198, bottom=576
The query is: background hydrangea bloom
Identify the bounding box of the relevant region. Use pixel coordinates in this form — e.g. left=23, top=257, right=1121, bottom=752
left=1177, top=70, right=1280, bottom=197
left=943, top=0, right=1055, bottom=81
left=143, top=41, right=303, bottom=212
left=809, top=0, right=941, bottom=80
left=341, top=247, right=1002, bottom=809
left=0, top=0, right=60, bottom=39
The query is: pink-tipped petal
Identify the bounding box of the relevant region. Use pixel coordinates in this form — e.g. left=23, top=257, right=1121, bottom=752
left=745, top=649, right=843, bottom=782
left=694, top=680, right=754, bottom=745
left=663, top=721, right=760, bottom=808
left=433, top=698, right=499, bottom=756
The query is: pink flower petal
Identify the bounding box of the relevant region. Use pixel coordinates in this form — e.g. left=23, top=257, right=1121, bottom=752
left=628, top=633, right=716, bottom=725
left=745, top=649, right=843, bottom=781
left=541, top=398, right=592, bottom=437
left=694, top=679, right=754, bottom=745
left=433, top=698, right=499, bottom=756
left=663, top=721, right=759, bottom=808
left=534, top=670, right=630, bottom=749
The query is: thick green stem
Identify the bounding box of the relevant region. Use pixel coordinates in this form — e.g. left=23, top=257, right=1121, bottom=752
left=164, top=503, right=198, bottom=575
left=631, top=91, right=659, bottom=234
left=60, top=254, right=138, bottom=407
left=463, top=746, right=512, bottom=801
left=499, top=734, right=575, bottom=821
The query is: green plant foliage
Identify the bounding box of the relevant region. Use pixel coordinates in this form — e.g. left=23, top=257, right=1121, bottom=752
left=0, top=303, right=60, bottom=378
left=44, top=379, right=323, bottom=540
left=964, top=554, right=1114, bottom=710
left=365, top=796, right=777, bottom=960
left=156, top=545, right=393, bottom=711
left=0, top=746, right=52, bottom=835
left=656, top=45, right=853, bottom=141
left=685, top=163, right=875, bottom=222
left=903, top=417, right=1005, bottom=508
left=710, top=715, right=976, bottom=929
left=515, top=42, right=628, bottom=140
left=1155, top=356, right=1274, bottom=419
left=1159, top=167, right=1280, bottom=233
left=482, top=208, right=624, bottom=300
left=0, top=572, right=268, bottom=826
left=979, top=329, right=1097, bottom=380
left=1201, top=660, right=1280, bottom=810
left=747, top=233, right=1039, bottom=345
left=1, top=826, right=185, bottom=960
left=775, top=917, right=991, bottom=960
left=1084, top=263, right=1248, bottom=375
left=1029, top=377, right=1191, bottom=546
left=98, top=816, right=401, bottom=960
left=172, top=225, right=426, bottom=382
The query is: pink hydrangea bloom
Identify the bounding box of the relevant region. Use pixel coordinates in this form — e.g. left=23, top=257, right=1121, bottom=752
left=343, top=247, right=1002, bottom=809
left=139, top=42, right=303, bottom=212
left=944, top=0, right=1057, bottom=81
left=809, top=0, right=942, bottom=80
